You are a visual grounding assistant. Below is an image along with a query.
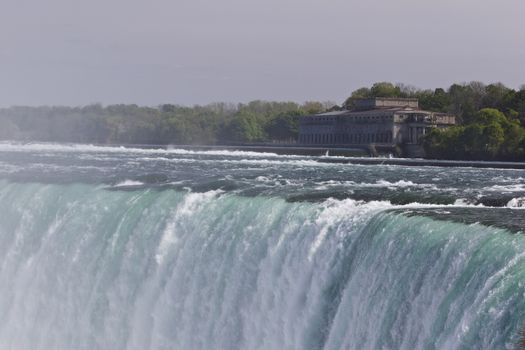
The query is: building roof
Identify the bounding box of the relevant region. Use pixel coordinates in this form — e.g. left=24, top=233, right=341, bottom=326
left=314, top=106, right=424, bottom=117
left=303, top=98, right=455, bottom=122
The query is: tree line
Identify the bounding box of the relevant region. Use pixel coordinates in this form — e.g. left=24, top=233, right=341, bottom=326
left=1, top=81, right=524, bottom=160
left=0, top=101, right=331, bottom=145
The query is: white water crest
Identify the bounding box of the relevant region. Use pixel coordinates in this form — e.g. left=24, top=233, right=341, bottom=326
left=0, top=142, right=297, bottom=159
left=0, top=181, right=524, bottom=350
left=507, top=197, right=525, bottom=208
left=113, top=180, right=146, bottom=187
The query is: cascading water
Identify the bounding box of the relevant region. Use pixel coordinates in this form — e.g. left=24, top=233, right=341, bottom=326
left=0, top=143, right=524, bottom=350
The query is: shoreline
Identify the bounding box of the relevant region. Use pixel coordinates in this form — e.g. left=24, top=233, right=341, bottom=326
left=169, top=144, right=525, bottom=170
left=2, top=141, right=525, bottom=169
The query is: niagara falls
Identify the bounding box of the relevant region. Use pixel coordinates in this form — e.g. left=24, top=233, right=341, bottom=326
left=2, top=0, right=525, bottom=348
left=0, top=143, right=523, bottom=349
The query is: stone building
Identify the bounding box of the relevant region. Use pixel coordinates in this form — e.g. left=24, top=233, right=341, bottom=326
left=298, top=97, right=455, bottom=155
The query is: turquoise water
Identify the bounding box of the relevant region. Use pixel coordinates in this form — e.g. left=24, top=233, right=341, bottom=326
left=0, top=143, right=524, bottom=349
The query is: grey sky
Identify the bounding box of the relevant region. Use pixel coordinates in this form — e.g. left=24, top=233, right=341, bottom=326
left=1, top=0, right=524, bottom=107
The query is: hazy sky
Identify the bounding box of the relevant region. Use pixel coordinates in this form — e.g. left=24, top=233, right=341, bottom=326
left=1, top=0, right=524, bottom=107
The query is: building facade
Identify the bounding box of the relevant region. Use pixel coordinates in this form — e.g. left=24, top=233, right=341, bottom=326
left=298, top=98, right=455, bottom=148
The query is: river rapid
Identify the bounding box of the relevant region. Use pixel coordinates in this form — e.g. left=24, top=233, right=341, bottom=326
left=0, top=142, right=524, bottom=350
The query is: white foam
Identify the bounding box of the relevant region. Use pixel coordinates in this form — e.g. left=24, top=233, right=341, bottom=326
left=113, top=180, right=145, bottom=187
left=507, top=197, right=525, bottom=208
left=155, top=189, right=223, bottom=265
left=0, top=142, right=303, bottom=159
left=355, top=179, right=439, bottom=190
left=483, top=184, right=525, bottom=192
left=454, top=198, right=474, bottom=206
left=165, top=147, right=292, bottom=158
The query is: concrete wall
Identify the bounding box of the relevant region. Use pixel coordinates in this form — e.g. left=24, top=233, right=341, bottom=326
left=299, top=113, right=396, bottom=145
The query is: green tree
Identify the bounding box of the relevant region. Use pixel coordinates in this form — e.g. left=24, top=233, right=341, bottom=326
left=302, top=101, right=325, bottom=115
left=370, top=82, right=402, bottom=98
left=265, top=112, right=302, bottom=141
left=500, top=122, right=525, bottom=158
left=461, top=124, right=485, bottom=158
left=417, top=88, right=450, bottom=112
left=226, top=112, right=266, bottom=142
left=483, top=122, right=505, bottom=157
left=448, top=82, right=486, bottom=123
left=482, top=83, right=514, bottom=111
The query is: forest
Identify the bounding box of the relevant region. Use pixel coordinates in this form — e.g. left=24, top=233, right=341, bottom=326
left=0, top=101, right=330, bottom=145
left=1, top=81, right=524, bottom=160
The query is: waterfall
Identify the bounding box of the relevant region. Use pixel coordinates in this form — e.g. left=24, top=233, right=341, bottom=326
left=0, top=181, right=523, bottom=350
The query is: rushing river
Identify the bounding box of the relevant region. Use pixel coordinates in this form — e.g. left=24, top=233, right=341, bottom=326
left=0, top=142, right=524, bottom=350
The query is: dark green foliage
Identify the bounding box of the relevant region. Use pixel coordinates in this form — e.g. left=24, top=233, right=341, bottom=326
left=416, top=88, right=450, bottom=112
left=423, top=108, right=525, bottom=161
left=265, top=111, right=302, bottom=142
